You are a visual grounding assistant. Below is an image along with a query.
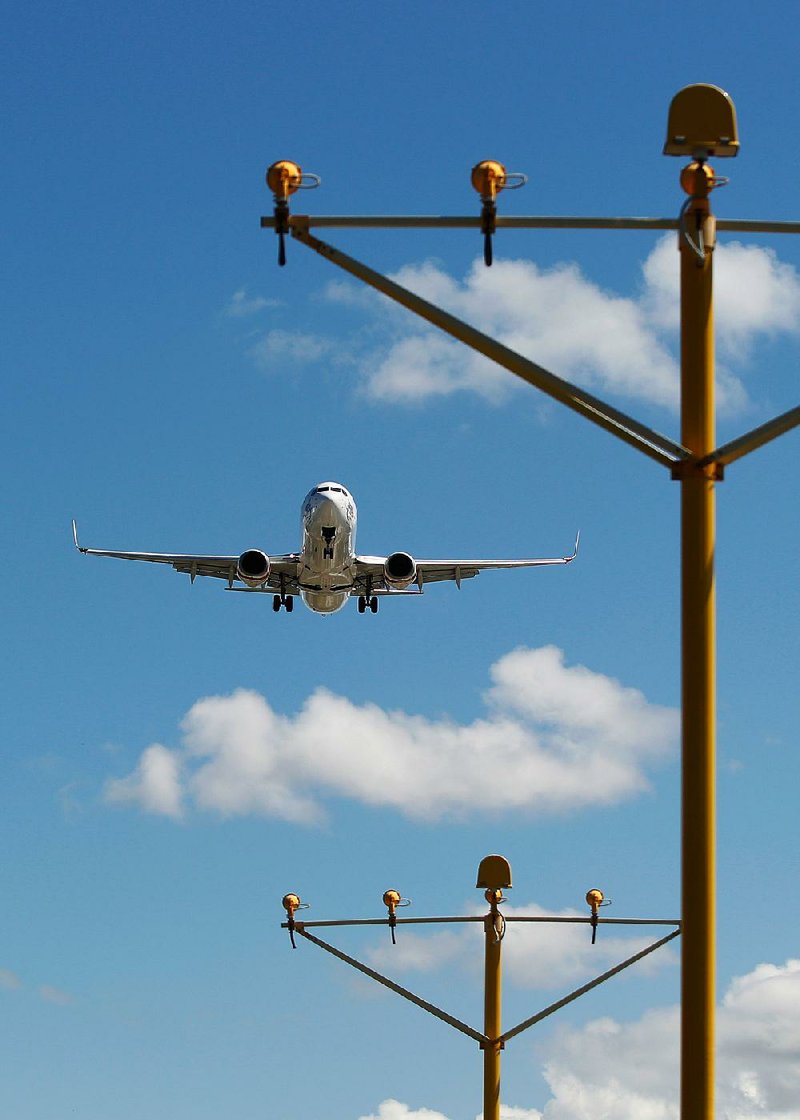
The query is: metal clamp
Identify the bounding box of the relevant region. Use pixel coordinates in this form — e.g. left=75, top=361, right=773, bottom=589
left=470, top=160, right=526, bottom=266
left=282, top=892, right=310, bottom=949
left=585, top=888, right=611, bottom=944
left=383, top=889, right=411, bottom=944
left=266, top=160, right=320, bottom=265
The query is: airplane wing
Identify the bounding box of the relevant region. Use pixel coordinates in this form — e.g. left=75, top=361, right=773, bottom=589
left=72, top=521, right=301, bottom=590
left=353, top=533, right=579, bottom=593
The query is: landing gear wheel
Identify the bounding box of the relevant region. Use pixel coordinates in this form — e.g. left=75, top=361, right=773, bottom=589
left=357, top=595, right=366, bottom=614
left=285, top=596, right=294, bottom=613
left=273, top=595, right=281, bottom=613
left=369, top=596, right=378, bottom=614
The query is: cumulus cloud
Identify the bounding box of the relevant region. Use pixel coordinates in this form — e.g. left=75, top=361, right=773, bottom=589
left=641, top=237, right=800, bottom=413
left=366, top=899, right=675, bottom=993
left=366, top=257, right=679, bottom=409
left=102, top=646, right=677, bottom=823
left=536, top=958, right=800, bottom=1120
left=360, top=960, right=800, bottom=1120
left=104, top=743, right=184, bottom=819
left=254, top=240, right=800, bottom=415
left=643, top=237, right=800, bottom=345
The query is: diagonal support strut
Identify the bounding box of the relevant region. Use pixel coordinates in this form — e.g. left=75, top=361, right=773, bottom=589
left=498, top=926, right=681, bottom=1044
left=294, top=925, right=489, bottom=1045
left=289, top=223, right=691, bottom=470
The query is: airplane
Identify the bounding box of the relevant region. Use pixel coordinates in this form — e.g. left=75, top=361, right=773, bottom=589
left=72, top=481, right=578, bottom=616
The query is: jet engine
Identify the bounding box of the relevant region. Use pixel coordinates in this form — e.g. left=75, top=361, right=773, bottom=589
left=384, top=551, right=417, bottom=589
left=237, top=549, right=271, bottom=586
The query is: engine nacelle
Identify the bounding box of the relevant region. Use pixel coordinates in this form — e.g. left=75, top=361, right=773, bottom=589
left=237, top=549, right=271, bottom=587
left=384, top=551, right=417, bottom=589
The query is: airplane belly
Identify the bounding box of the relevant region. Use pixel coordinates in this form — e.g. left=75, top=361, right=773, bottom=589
left=301, top=589, right=349, bottom=614
left=302, top=536, right=352, bottom=573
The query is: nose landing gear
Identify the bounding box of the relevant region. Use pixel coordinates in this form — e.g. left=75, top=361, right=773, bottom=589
left=321, top=525, right=336, bottom=560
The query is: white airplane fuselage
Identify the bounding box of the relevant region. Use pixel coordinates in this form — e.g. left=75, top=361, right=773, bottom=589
left=299, top=482, right=358, bottom=613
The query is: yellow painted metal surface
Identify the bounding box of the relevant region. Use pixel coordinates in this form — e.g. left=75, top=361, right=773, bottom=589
left=679, top=171, right=717, bottom=1120
left=266, top=159, right=304, bottom=198
left=476, top=855, right=512, bottom=890
left=664, top=83, right=739, bottom=158
left=483, top=896, right=503, bottom=1120
left=471, top=160, right=508, bottom=200
left=585, top=888, right=604, bottom=911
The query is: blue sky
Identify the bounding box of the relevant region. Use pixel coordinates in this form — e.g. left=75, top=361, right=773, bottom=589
left=2, top=3, right=799, bottom=1118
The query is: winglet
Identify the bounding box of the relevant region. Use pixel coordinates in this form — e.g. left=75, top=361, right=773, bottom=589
left=569, top=530, right=580, bottom=561
left=72, top=519, right=86, bottom=554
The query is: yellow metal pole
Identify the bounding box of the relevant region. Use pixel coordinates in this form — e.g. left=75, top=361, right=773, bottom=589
left=678, top=163, right=717, bottom=1120
left=483, top=891, right=503, bottom=1120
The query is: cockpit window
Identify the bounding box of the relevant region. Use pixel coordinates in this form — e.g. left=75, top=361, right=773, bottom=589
left=316, top=485, right=345, bottom=494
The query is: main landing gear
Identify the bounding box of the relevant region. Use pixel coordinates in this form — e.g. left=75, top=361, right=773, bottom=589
left=273, top=594, right=294, bottom=613
left=357, top=595, right=378, bottom=614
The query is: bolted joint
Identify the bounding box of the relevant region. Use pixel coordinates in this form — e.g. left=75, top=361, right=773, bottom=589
left=671, top=459, right=725, bottom=482
left=484, top=887, right=504, bottom=909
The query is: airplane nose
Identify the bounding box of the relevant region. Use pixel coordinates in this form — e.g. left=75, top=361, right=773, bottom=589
left=305, top=495, right=342, bottom=522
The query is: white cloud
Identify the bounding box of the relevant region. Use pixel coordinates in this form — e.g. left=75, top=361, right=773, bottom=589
left=102, top=646, right=677, bottom=822
left=361, top=960, right=800, bottom=1120
left=254, top=240, right=800, bottom=415
left=182, top=691, right=322, bottom=825
left=366, top=257, right=679, bottom=409
left=643, top=237, right=800, bottom=346
left=359, top=330, right=511, bottom=404
left=250, top=327, right=339, bottom=367
left=358, top=1102, right=452, bottom=1120
left=536, top=958, right=800, bottom=1120
left=367, top=930, right=467, bottom=976
left=104, top=743, right=184, bottom=819
left=355, top=1106, right=541, bottom=1120
left=640, top=237, right=800, bottom=413
left=224, top=288, right=279, bottom=317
